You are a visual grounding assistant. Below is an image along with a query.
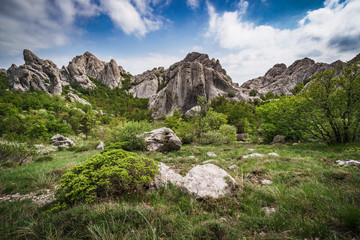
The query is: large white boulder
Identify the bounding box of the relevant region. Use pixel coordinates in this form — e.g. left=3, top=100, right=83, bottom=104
left=50, top=134, right=75, bottom=147
left=179, top=164, right=236, bottom=199
left=153, top=162, right=183, bottom=188
left=140, top=127, right=182, bottom=152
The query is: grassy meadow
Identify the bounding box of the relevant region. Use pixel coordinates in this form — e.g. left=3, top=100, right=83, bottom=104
left=1, top=142, right=359, bottom=240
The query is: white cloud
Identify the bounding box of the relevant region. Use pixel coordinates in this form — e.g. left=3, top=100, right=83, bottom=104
left=0, top=0, right=166, bottom=56
left=187, top=0, right=200, bottom=10
left=206, top=0, right=360, bottom=84
left=238, top=0, right=249, bottom=15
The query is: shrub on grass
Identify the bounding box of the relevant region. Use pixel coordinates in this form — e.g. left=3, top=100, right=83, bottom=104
left=55, top=149, right=158, bottom=205
left=34, top=155, right=54, bottom=162
left=219, top=124, right=237, bottom=144
left=0, top=138, right=34, bottom=165
left=116, top=121, right=152, bottom=151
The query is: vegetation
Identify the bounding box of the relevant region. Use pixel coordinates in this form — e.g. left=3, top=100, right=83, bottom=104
left=56, top=149, right=158, bottom=205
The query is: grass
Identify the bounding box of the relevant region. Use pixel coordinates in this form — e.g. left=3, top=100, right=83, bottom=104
left=0, top=143, right=359, bottom=239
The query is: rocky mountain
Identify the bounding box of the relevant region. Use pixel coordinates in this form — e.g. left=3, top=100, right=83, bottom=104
left=241, top=57, right=344, bottom=96
left=129, top=52, right=244, bottom=118
left=6, top=50, right=127, bottom=94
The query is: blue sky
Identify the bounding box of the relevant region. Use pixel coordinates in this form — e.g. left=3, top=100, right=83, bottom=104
left=0, top=0, right=359, bottom=84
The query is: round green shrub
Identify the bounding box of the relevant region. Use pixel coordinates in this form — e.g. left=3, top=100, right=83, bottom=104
left=117, top=121, right=152, bottom=151
left=55, top=149, right=158, bottom=205
left=34, top=155, right=54, bottom=162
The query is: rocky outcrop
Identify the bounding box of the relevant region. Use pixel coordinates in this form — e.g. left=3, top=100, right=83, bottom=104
left=6, top=50, right=129, bottom=94
left=139, top=127, right=182, bottom=151
left=179, top=164, right=236, bottom=199
left=50, top=134, right=75, bottom=147
left=61, top=51, right=126, bottom=89
left=7, top=49, right=63, bottom=95
left=129, top=67, right=165, bottom=98
left=66, top=93, right=91, bottom=105
left=130, top=52, right=243, bottom=118
left=241, top=57, right=344, bottom=96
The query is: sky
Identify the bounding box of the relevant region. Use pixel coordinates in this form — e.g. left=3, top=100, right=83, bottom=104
left=0, top=0, right=359, bottom=84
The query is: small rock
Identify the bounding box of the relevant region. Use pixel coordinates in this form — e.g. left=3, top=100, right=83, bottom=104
left=206, top=152, right=217, bottom=157
left=228, top=164, right=238, bottom=170
left=219, top=217, right=227, bottom=222
left=336, top=159, right=360, bottom=167
left=243, top=153, right=264, bottom=159
left=248, top=148, right=255, bottom=152
left=261, top=179, right=273, bottom=185
left=50, top=134, right=75, bottom=147
left=268, top=152, right=280, bottom=157
left=187, top=156, right=196, bottom=159
left=96, top=142, right=105, bottom=150
left=262, top=207, right=276, bottom=216
left=203, top=159, right=215, bottom=164
left=271, top=135, right=285, bottom=144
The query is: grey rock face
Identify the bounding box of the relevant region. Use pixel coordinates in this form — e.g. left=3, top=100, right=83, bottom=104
left=139, top=127, right=182, bottom=152
left=0, top=68, right=6, bottom=74
left=179, top=164, right=236, bottom=199
left=51, top=134, right=75, bottom=147
left=241, top=57, right=344, bottom=96
left=129, top=67, right=165, bottom=98
left=130, top=52, right=243, bottom=118
left=63, top=51, right=125, bottom=89
left=7, top=49, right=63, bottom=95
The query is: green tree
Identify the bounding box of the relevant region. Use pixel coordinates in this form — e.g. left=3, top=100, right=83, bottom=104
left=300, top=64, right=360, bottom=144
left=81, top=110, right=99, bottom=139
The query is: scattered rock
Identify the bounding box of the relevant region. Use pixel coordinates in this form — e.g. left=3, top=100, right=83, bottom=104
left=336, top=160, right=360, bottom=167
left=243, top=153, right=264, bottom=159
left=96, top=142, right=105, bottom=150
left=50, top=134, right=75, bottom=147
left=153, top=162, right=183, bottom=188
left=228, top=164, right=238, bottom=170
left=261, top=179, right=273, bottom=185
left=268, top=152, right=280, bottom=157
left=237, top=133, right=249, bottom=141
left=262, top=207, right=276, bottom=216
left=248, top=148, right=255, bottom=152
left=66, top=93, right=91, bottom=105
left=206, top=152, right=217, bottom=157
left=271, top=135, right=286, bottom=144
left=139, top=127, right=182, bottom=152
left=187, top=156, right=196, bottom=159
left=0, top=189, right=54, bottom=205
left=179, top=164, right=236, bottom=199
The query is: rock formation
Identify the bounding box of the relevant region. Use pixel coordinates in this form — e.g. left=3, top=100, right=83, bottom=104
left=129, top=52, right=243, bottom=117
left=241, top=57, right=344, bottom=96
left=50, top=134, right=75, bottom=147
left=7, top=49, right=63, bottom=95
left=6, top=50, right=128, bottom=94
left=128, top=67, right=165, bottom=98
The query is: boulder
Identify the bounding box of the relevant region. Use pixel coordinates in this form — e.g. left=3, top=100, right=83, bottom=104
left=179, top=164, right=236, bottom=198
left=50, top=134, right=74, bottom=147
left=243, top=153, right=264, bottom=159
left=153, top=162, right=183, bottom=188
left=67, top=93, right=91, bottom=105
left=206, top=152, right=217, bottom=157
left=140, top=127, right=182, bottom=152
left=336, top=160, right=360, bottom=167
left=271, top=135, right=286, bottom=144
left=185, top=106, right=201, bottom=117
left=268, top=152, right=280, bottom=157
left=96, top=142, right=105, bottom=150
left=237, top=133, right=249, bottom=141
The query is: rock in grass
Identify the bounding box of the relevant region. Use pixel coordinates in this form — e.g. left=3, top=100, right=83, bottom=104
left=153, top=162, right=183, bottom=188
left=271, top=135, right=286, bottom=144
left=261, top=179, right=273, bottom=185
left=179, top=164, right=236, bottom=199
left=206, top=152, right=217, bottom=157
left=243, top=153, right=264, bottom=159
left=268, top=152, right=280, bottom=157
left=139, top=127, right=182, bottom=152
left=262, top=207, right=276, bottom=216
left=51, top=134, right=74, bottom=147
left=96, top=142, right=105, bottom=150
left=336, top=159, right=360, bottom=167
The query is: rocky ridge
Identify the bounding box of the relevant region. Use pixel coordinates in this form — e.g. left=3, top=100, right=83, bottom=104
left=6, top=50, right=128, bottom=94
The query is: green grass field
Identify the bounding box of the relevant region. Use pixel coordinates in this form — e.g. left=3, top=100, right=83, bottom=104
left=1, top=143, right=359, bottom=239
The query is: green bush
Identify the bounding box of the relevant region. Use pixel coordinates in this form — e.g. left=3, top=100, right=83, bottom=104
left=117, top=121, right=152, bottom=151
left=199, top=130, right=224, bottom=145
left=249, top=89, right=258, bottom=97
left=34, top=155, right=54, bottom=162
left=219, top=124, right=237, bottom=144
left=0, top=139, right=34, bottom=164
left=175, top=121, right=197, bottom=144
left=56, top=149, right=158, bottom=205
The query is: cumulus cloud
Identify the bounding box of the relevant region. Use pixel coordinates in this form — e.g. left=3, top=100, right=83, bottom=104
left=187, top=0, right=200, bottom=10
left=0, top=0, right=166, bottom=56
left=207, top=0, right=360, bottom=84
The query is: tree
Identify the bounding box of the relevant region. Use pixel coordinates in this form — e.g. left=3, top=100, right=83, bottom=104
left=300, top=64, right=360, bottom=144
left=81, top=110, right=99, bottom=139
left=194, top=96, right=211, bottom=139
